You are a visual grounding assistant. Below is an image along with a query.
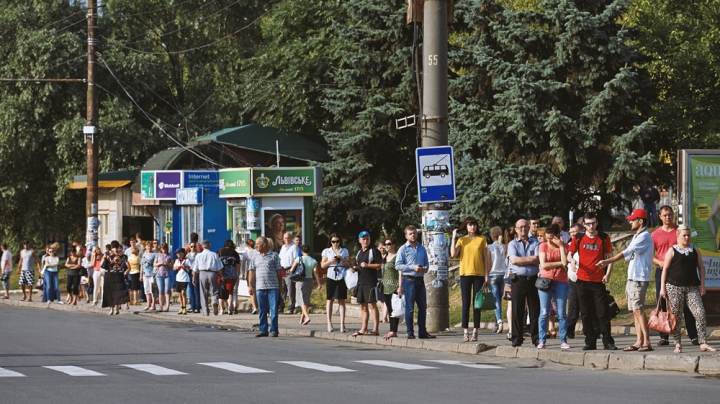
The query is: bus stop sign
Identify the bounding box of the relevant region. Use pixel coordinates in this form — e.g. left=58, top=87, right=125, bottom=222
left=415, top=146, right=456, bottom=203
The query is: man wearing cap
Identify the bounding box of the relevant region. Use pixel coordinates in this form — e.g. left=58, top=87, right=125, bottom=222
left=279, top=232, right=302, bottom=314
left=173, top=248, right=192, bottom=315
left=191, top=240, right=224, bottom=316
left=396, top=225, right=435, bottom=339
left=598, top=208, right=654, bottom=351
left=352, top=231, right=382, bottom=337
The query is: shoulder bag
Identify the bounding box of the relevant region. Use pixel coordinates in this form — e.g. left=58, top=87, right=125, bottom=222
left=474, top=284, right=496, bottom=310
left=648, top=296, right=676, bottom=334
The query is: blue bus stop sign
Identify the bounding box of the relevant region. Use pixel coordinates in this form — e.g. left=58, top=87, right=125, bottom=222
left=415, top=146, right=455, bottom=203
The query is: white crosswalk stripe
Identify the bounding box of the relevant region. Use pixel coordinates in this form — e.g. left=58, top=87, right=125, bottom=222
left=424, top=360, right=503, bottom=369
left=355, top=360, right=437, bottom=370
left=43, top=366, right=106, bottom=376
left=0, top=367, right=25, bottom=377
left=279, top=361, right=355, bottom=373
left=120, top=364, right=187, bottom=375
left=198, top=362, right=273, bottom=374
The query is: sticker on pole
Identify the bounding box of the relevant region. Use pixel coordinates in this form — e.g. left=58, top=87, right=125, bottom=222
left=416, top=146, right=455, bottom=203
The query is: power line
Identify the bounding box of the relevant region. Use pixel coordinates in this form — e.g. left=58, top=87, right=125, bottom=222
left=97, top=56, right=224, bottom=168
left=103, top=2, right=282, bottom=56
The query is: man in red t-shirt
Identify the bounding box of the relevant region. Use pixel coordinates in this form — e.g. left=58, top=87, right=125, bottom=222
left=568, top=212, right=617, bottom=351
left=651, top=206, right=698, bottom=345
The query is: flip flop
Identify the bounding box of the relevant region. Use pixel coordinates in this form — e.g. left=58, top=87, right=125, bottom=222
left=382, top=332, right=396, bottom=340
left=21, top=296, right=26, bottom=301
left=301, top=319, right=311, bottom=326
left=367, top=331, right=379, bottom=336
left=352, top=331, right=367, bottom=338
left=638, top=345, right=654, bottom=352
left=623, top=345, right=640, bottom=352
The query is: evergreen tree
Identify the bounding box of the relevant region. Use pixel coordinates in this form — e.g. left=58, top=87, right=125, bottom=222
left=449, top=0, right=655, bottom=229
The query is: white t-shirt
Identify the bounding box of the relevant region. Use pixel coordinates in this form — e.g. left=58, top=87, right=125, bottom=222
left=322, top=247, right=348, bottom=280
left=1, top=250, right=12, bottom=274
left=173, top=257, right=192, bottom=283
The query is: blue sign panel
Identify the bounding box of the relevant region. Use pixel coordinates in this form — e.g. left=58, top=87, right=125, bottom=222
left=176, top=188, right=203, bottom=205
left=415, top=146, right=455, bottom=203
left=183, top=171, right=219, bottom=194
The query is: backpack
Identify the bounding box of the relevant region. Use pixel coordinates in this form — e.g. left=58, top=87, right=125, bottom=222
left=289, top=256, right=306, bottom=281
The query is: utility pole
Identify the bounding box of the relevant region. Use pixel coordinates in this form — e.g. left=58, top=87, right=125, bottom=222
left=421, top=0, right=450, bottom=333
left=84, top=0, right=100, bottom=250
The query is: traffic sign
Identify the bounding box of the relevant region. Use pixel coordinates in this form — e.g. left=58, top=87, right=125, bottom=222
left=415, top=146, right=455, bottom=203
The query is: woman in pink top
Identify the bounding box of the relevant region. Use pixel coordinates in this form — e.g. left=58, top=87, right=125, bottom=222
left=90, top=246, right=104, bottom=306
left=537, top=225, right=569, bottom=349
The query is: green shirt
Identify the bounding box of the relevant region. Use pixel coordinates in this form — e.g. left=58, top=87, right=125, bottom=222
left=381, top=255, right=398, bottom=294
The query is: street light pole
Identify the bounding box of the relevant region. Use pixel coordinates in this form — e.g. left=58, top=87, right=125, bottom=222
left=85, top=0, right=100, bottom=249
left=421, top=0, right=450, bottom=333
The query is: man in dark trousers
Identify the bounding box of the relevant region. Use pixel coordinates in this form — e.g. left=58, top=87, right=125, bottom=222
left=507, top=219, right=540, bottom=347
left=640, top=186, right=660, bottom=227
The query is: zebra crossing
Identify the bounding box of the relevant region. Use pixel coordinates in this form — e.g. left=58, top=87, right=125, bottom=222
left=0, top=359, right=502, bottom=378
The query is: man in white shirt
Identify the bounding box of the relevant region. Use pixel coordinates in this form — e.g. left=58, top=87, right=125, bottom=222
left=1, top=244, right=12, bottom=299
left=279, top=232, right=302, bottom=314
left=191, top=240, right=224, bottom=316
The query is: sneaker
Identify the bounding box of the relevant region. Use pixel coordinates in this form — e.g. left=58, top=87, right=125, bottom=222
left=691, top=338, right=700, bottom=346
left=491, top=324, right=499, bottom=333
left=213, top=303, right=219, bottom=316
left=251, top=309, right=258, bottom=315
left=537, top=342, right=546, bottom=349
left=561, top=343, right=571, bottom=349
left=506, top=332, right=512, bottom=341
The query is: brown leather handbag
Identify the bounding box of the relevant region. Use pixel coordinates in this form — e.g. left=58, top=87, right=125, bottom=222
left=648, top=297, right=676, bottom=334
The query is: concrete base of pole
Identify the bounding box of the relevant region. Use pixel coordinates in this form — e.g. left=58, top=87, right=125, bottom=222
left=424, top=273, right=449, bottom=332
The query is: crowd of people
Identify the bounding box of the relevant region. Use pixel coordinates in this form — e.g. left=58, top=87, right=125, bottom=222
left=1, top=208, right=715, bottom=353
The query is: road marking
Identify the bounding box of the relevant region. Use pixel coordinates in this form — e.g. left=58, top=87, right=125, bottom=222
left=423, top=360, right=503, bottom=369
left=355, top=360, right=437, bottom=370
left=0, top=367, right=25, bottom=377
left=43, top=366, right=106, bottom=376
left=279, top=361, right=355, bottom=373
left=120, top=364, right=187, bottom=375
left=198, top=362, right=273, bottom=374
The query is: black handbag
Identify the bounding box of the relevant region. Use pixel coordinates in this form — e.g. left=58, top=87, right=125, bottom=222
left=373, top=281, right=384, bottom=302
left=535, top=277, right=552, bottom=290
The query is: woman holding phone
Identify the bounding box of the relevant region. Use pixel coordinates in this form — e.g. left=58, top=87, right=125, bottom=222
left=320, top=233, right=351, bottom=333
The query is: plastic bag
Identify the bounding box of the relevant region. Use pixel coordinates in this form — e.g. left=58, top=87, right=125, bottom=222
left=344, top=269, right=358, bottom=289
left=391, top=293, right=405, bottom=318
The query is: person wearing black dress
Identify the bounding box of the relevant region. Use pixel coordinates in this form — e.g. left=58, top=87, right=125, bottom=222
left=102, top=241, right=130, bottom=315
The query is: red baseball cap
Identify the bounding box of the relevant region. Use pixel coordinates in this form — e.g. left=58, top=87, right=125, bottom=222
left=626, top=208, right=649, bottom=220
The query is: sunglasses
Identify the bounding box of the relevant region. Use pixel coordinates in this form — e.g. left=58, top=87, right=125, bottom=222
left=189, top=245, right=195, bottom=249
left=584, top=222, right=597, bottom=226
left=331, top=240, right=340, bottom=244
left=384, top=242, right=393, bottom=246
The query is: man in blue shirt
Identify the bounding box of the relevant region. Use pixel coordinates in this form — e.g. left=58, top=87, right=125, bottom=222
left=598, top=209, right=654, bottom=351
left=507, top=219, right=541, bottom=347
left=396, top=225, right=435, bottom=339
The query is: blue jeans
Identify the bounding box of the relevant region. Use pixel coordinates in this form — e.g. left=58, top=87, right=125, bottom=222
left=187, top=281, right=201, bottom=311
left=644, top=203, right=658, bottom=227
left=155, top=276, right=171, bottom=294
left=403, top=277, right=427, bottom=336
left=489, top=275, right=505, bottom=323
left=538, top=281, right=568, bottom=343
left=2, top=278, right=9, bottom=292
left=44, top=271, right=60, bottom=302
left=257, top=288, right=279, bottom=335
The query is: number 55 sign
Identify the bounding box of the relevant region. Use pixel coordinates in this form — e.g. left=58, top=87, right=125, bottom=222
left=415, top=146, right=456, bottom=203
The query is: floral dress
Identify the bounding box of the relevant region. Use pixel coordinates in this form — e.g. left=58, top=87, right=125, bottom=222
left=381, top=255, right=398, bottom=295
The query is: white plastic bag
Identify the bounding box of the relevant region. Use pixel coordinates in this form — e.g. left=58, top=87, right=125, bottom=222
left=344, top=269, right=358, bottom=290
left=391, top=293, right=405, bottom=318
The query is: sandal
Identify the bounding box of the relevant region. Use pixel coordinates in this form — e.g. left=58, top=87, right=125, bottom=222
left=462, top=332, right=469, bottom=343
left=471, top=330, right=478, bottom=342
left=638, top=345, right=654, bottom=352
left=700, top=344, right=717, bottom=352
left=301, top=319, right=311, bottom=326
left=352, top=331, right=367, bottom=338
left=383, top=332, right=396, bottom=340
left=21, top=296, right=26, bottom=301
left=623, top=345, right=640, bottom=352
left=367, top=331, right=379, bottom=336
left=674, top=344, right=682, bottom=354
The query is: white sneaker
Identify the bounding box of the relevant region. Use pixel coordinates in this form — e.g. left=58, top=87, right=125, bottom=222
left=57, top=301, right=64, bottom=305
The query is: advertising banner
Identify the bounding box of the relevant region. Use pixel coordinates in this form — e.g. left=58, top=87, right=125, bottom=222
left=218, top=168, right=252, bottom=198
left=184, top=171, right=219, bottom=193
left=141, top=171, right=155, bottom=199
left=252, top=167, right=321, bottom=196
left=684, top=152, right=720, bottom=289
left=155, top=171, right=183, bottom=199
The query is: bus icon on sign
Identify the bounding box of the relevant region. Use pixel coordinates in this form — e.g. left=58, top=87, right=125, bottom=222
left=423, top=164, right=449, bottom=179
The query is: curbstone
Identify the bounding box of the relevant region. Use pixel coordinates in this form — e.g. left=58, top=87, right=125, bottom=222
left=608, top=353, right=645, bottom=370
left=360, top=335, right=378, bottom=345
left=584, top=353, right=609, bottom=369
left=376, top=337, right=393, bottom=346
left=333, top=333, right=350, bottom=341
left=316, top=332, right=332, bottom=340
left=644, top=354, right=698, bottom=373
left=406, top=339, right=424, bottom=349
left=698, top=356, right=720, bottom=375
left=516, top=347, right=538, bottom=359
left=495, top=346, right=518, bottom=358
left=537, top=349, right=561, bottom=362
left=424, top=341, right=460, bottom=353
left=559, top=351, right=585, bottom=366
left=391, top=338, right=408, bottom=348
left=458, top=344, right=482, bottom=355
left=296, top=329, right=313, bottom=337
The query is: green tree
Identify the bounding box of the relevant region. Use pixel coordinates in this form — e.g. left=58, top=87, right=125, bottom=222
left=449, top=0, right=655, bottom=230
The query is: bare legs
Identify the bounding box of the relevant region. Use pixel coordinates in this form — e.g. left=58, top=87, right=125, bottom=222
left=326, top=299, right=346, bottom=331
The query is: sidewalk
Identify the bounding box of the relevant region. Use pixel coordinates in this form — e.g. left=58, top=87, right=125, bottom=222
left=2, top=297, right=719, bottom=375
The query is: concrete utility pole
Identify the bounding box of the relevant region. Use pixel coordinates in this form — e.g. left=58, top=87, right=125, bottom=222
left=421, top=0, right=450, bottom=333
left=85, top=0, right=100, bottom=250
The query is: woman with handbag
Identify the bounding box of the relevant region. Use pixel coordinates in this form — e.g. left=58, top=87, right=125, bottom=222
left=537, top=225, right=570, bottom=349
left=381, top=238, right=400, bottom=340
left=153, top=243, right=174, bottom=312
left=320, top=233, right=351, bottom=333
left=488, top=227, right=506, bottom=334
left=450, top=217, right=490, bottom=342
left=289, top=244, right=321, bottom=325
left=660, top=225, right=716, bottom=353
left=90, top=246, right=104, bottom=306
left=141, top=242, right=157, bottom=311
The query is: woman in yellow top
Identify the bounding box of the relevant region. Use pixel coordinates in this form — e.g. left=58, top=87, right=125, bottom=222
left=451, top=216, right=491, bottom=342
left=127, top=247, right=142, bottom=306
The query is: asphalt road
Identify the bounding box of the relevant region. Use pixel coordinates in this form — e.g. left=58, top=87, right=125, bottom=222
left=1, top=306, right=718, bottom=404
